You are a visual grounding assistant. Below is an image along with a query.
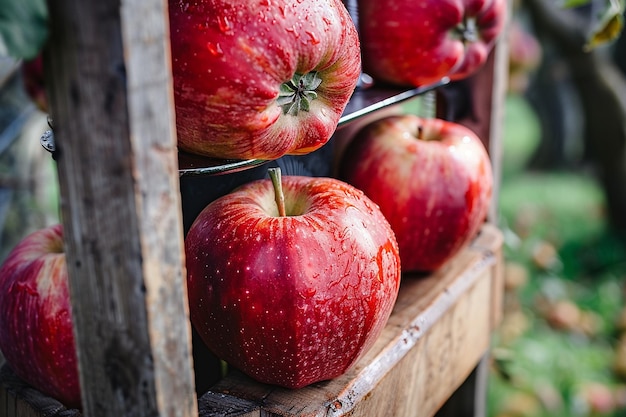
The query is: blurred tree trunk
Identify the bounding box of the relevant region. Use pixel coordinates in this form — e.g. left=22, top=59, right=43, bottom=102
left=524, top=0, right=626, bottom=238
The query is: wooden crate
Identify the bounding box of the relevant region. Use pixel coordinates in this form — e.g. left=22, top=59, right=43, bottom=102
left=0, top=0, right=509, bottom=415
left=0, top=224, right=502, bottom=417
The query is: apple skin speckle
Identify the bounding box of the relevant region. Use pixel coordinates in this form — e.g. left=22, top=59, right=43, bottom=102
left=185, top=175, right=401, bottom=388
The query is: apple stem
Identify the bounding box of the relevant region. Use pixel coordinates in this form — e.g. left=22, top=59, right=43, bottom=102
left=416, top=125, right=424, bottom=140
left=268, top=167, right=287, bottom=217
left=454, top=16, right=479, bottom=45
left=461, top=17, right=479, bottom=44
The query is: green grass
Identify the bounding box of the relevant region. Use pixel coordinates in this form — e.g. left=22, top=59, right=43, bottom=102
left=490, top=329, right=619, bottom=417
left=490, top=171, right=626, bottom=416
left=488, top=87, right=626, bottom=417
left=501, top=94, right=542, bottom=179
left=488, top=96, right=626, bottom=417
left=498, top=172, right=607, bottom=246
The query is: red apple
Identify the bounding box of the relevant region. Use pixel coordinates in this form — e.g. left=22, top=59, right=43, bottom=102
left=507, top=19, right=542, bottom=93
left=339, top=115, right=493, bottom=272
left=357, top=0, right=507, bottom=87
left=0, top=224, right=80, bottom=408
left=508, top=20, right=541, bottom=74
left=184, top=169, right=401, bottom=388
left=21, top=54, right=48, bottom=113
left=168, top=0, right=361, bottom=161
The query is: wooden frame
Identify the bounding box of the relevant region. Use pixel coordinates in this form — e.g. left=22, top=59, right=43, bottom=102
left=31, top=0, right=196, bottom=415
left=0, top=0, right=509, bottom=416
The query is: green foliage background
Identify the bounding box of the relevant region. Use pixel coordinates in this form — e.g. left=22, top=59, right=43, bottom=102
left=0, top=0, right=47, bottom=59
left=489, top=93, right=626, bottom=417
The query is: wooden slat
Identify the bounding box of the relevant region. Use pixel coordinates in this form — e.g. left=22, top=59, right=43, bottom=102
left=1, top=2, right=508, bottom=415
left=0, top=390, right=38, bottom=417
left=43, top=0, right=197, bottom=416
left=0, top=382, right=36, bottom=417
left=0, top=365, right=81, bottom=417
left=198, top=225, right=503, bottom=417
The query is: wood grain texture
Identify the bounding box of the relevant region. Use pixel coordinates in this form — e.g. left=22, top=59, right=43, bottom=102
left=0, top=365, right=81, bottom=417
left=1, top=1, right=507, bottom=413
left=42, top=0, right=196, bottom=415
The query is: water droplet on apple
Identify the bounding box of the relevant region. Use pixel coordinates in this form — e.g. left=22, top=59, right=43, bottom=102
left=217, top=15, right=232, bottom=34
left=285, top=25, right=296, bottom=36
left=206, top=42, right=224, bottom=57
left=305, top=31, right=320, bottom=45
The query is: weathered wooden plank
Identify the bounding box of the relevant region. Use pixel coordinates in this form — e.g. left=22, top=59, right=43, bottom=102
left=348, top=266, right=492, bottom=417
left=119, top=1, right=198, bottom=416
left=198, top=225, right=503, bottom=417
left=198, top=392, right=260, bottom=417
left=0, top=365, right=81, bottom=417
left=43, top=0, right=197, bottom=416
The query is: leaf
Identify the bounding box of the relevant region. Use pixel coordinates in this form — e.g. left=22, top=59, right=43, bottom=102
left=561, top=0, right=593, bottom=8
left=584, top=0, right=624, bottom=50
left=558, top=0, right=624, bottom=50
left=587, top=11, right=624, bottom=50
left=0, top=0, right=48, bottom=59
